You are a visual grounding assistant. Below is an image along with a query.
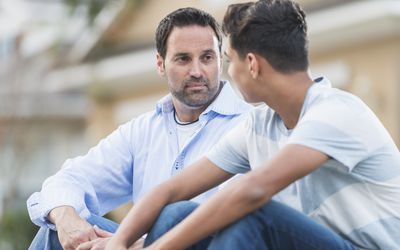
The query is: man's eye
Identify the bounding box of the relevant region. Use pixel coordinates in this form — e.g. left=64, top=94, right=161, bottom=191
left=202, top=54, right=214, bottom=62
left=176, top=56, right=189, bottom=62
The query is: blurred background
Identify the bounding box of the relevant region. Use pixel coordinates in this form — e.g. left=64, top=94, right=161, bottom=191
left=0, top=0, right=399, bottom=249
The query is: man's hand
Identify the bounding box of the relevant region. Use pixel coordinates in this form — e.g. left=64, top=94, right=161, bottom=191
left=76, top=226, right=113, bottom=250
left=77, top=227, right=145, bottom=250
left=49, top=206, right=98, bottom=250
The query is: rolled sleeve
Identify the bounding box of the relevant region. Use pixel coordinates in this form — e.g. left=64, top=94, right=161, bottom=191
left=26, top=121, right=135, bottom=228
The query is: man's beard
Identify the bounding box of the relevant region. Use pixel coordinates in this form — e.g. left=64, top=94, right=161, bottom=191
left=171, top=77, right=220, bottom=108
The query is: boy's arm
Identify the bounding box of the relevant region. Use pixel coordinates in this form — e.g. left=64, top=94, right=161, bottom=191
left=106, top=157, right=234, bottom=249
left=148, top=144, right=328, bottom=250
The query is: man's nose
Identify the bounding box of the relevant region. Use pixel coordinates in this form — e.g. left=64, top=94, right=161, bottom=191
left=189, top=60, right=203, bottom=78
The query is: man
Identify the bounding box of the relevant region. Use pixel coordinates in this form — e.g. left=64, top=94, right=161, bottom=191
left=27, top=7, right=251, bottom=250
left=106, top=1, right=400, bottom=249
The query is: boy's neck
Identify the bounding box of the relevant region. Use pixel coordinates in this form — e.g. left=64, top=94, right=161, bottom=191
left=263, top=71, right=313, bottom=130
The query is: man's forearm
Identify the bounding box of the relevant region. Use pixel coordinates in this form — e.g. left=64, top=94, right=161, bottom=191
left=48, top=205, right=80, bottom=225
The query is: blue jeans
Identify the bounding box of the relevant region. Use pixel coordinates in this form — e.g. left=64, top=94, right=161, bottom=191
left=144, top=201, right=213, bottom=250
left=28, top=214, right=119, bottom=250
left=144, top=200, right=357, bottom=250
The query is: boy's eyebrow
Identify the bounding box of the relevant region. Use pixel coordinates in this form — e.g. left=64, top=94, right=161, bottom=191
left=223, top=51, right=231, bottom=59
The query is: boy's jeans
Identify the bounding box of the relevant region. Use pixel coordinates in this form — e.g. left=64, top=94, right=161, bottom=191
left=144, top=200, right=357, bottom=250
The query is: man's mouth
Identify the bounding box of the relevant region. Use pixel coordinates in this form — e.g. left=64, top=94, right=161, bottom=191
left=185, top=81, right=208, bottom=90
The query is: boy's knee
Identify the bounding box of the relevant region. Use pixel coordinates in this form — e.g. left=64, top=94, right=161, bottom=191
left=145, top=201, right=199, bottom=246
left=161, top=201, right=199, bottom=218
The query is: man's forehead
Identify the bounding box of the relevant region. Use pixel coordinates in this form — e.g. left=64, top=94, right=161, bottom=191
left=169, top=24, right=215, bottom=35
left=167, top=25, right=217, bottom=43
left=166, top=26, right=219, bottom=56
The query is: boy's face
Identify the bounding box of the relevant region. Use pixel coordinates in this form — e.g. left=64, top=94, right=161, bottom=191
left=225, top=44, right=255, bottom=103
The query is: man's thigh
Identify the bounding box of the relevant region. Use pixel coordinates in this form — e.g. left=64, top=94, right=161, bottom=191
left=87, top=214, right=119, bottom=233
left=29, top=215, right=119, bottom=250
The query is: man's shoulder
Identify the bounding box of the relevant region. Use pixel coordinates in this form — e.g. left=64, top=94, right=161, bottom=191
left=118, top=109, right=161, bottom=132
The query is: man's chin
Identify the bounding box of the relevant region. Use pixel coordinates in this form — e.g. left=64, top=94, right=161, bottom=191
left=183, top=97, right=211, bottom=108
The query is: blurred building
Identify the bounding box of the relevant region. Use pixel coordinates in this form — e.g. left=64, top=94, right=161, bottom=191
left=0, top=0, right=399, bottom=222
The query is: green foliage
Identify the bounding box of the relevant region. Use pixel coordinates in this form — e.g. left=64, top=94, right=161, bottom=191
left=65, top=0, right=144, bottom=24
left=0, top=209, right=38, bottom=250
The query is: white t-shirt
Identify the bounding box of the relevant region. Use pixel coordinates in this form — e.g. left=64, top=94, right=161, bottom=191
left=175, top=119, right=202, bottom=151
left=207, top=77, right=400, bottom=250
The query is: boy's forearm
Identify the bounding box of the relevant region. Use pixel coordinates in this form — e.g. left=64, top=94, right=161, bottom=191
left=150, top=145, right=329, bottom=249
left=111, top=184, right=174, bottom=247
left=150, top=174, right=272, bottom=249
left=110, top=157, right=232, bottom=248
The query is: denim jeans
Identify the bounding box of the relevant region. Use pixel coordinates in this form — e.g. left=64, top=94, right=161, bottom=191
left=28, top=214, right=119, bottom=250
left=144, top=200, right=357, bottom=250
left=144, top=201, right=213, bottom=250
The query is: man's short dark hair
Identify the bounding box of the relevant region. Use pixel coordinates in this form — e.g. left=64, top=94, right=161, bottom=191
left=223, top=0, right=309, bottom=73
left=156, top=7, right=222, bottom=59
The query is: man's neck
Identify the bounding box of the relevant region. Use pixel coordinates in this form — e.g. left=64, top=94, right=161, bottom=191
left=172, top=99, right=208, bottom=123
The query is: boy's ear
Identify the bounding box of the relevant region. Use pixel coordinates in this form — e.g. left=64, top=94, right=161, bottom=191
left=247, top=53, right=259, bottom=79
left=156, top=54, right=165, bottom=76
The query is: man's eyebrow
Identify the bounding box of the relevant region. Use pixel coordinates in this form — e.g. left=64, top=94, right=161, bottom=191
left=173, top=52, right=190, bottom=57
left=202, top=49, right=217, bottom=55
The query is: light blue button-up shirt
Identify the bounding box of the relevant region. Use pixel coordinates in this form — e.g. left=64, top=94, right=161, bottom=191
left=27, top=82, right=252, bottom=228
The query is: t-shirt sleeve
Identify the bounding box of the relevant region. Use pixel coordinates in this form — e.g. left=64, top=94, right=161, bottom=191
left=288, top=97, right=383, bottom=170
left=206, top=118, right=251, bottom=174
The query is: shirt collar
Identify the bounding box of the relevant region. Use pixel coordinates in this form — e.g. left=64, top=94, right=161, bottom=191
left=156, top=80, right=249, bottom=116
left=313, top=76, right=332, bottom=88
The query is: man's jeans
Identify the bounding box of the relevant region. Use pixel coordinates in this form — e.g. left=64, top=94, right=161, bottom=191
left=28, top=214, right=119, bottom=250
left=144, top=200, right=357, bottom=250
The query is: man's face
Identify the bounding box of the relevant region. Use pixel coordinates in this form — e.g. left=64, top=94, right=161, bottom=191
left=157, top=25, right=221, bottom=108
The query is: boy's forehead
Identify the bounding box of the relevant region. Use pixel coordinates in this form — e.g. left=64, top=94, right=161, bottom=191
left=224, top=45, right=234, bottom=57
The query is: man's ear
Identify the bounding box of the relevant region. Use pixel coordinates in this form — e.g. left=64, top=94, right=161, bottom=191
left=247, top=53, right=259, bottom=79
left=156, top=54, right=165, bottom=76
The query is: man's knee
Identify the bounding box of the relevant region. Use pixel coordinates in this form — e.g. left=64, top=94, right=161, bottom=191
left=29, top=226, right=62, bottom=250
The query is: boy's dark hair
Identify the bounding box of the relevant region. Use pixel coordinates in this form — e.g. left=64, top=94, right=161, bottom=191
left=156, top=7, right=222, bottom=58
left=223, top=0, right=309, bottom=73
